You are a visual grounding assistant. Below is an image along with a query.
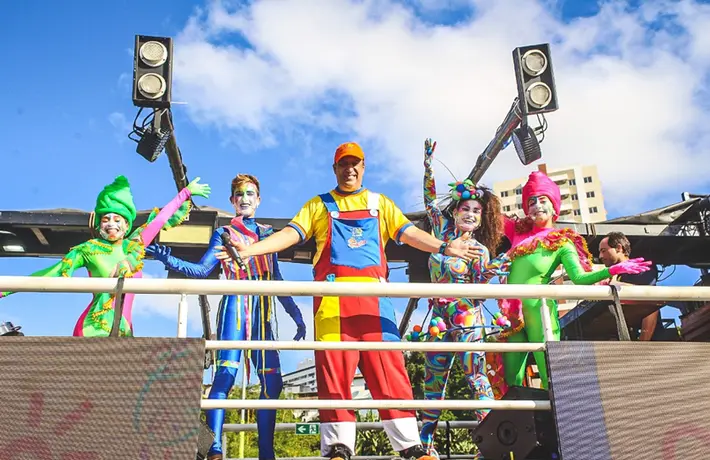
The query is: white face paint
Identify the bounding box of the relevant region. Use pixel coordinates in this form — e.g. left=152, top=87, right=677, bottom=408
left=527, top=195, right=555, bottom=226
left=453, top=200, right=483, bottom=233
left=99, top=213, right=128, bottom=242
left=231, top=182, right=260, bottom=218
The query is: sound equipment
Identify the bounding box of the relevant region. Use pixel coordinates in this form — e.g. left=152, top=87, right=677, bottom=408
left=0, top=337, right=206, bottom=459
left=196, top=419, right=216, bottom=460
left=471, top=386, right=558, bottom=459
left=547, top=341, right=710, bottom=460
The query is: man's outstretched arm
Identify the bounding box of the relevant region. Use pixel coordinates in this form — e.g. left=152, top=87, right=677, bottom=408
left=217, top=226, right=302, bottom=259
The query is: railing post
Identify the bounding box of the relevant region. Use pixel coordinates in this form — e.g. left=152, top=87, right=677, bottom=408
left=177, top=293, right=188, bottom=338
left=540, top=298, right=555, bottom=342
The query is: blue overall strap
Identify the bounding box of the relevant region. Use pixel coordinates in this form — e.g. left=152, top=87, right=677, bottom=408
left=319, top=192, right=340, bottom=213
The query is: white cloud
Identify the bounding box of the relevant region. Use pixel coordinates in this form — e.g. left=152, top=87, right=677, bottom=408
left=171, top=0, right=710, bottom=215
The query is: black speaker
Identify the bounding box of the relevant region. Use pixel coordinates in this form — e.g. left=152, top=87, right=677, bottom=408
left=195, top=419, right=216, bottom=460
left=471, top=386, right=559, bottom=459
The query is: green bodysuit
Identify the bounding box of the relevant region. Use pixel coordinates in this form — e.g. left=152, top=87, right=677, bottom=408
left=0, top=177, right=194, bottom=337
left=495, top=224, right=612, bottom=390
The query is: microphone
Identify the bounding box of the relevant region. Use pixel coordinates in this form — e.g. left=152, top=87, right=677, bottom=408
left=220, top=232, right=247, bottom=272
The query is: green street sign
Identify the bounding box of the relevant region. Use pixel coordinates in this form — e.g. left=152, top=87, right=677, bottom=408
left=295, top=423, right=320, bottom=435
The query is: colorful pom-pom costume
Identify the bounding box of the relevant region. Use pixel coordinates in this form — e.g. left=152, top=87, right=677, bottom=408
left=0, top=175, right=203, bottom=337
left=414, top=139, right=509, bottom=454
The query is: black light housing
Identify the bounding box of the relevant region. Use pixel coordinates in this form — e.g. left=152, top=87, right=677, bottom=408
left=513, top=43, right=558, bottom=116
left=136, top=115, right=171, bottom=162
left=512, top=124, right=542, bottom=165
left=132, top=35, right=173, bottom=109
left=0, top=229, right=24, bottom=253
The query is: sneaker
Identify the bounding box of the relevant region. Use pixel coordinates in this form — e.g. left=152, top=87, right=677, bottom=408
left=326, top=443, right=353, bottom=460
left=399, top=444, right=437, bottom=460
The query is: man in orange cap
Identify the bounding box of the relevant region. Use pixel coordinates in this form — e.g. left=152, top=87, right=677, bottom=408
left=217, top=142, right=480, bottom=460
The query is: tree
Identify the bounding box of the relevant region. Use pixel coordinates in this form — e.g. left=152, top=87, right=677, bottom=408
left=356, top=410, right=395, bottom=457
left=213, top=382, right=321, bottom=458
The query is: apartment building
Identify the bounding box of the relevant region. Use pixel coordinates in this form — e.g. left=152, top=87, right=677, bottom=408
left=492, top=163, right=608, bottom=316
left=492, top=163, right=608, bottom=223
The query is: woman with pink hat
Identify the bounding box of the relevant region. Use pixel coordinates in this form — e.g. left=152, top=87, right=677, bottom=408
left=487, top=171, right=652, bottom=394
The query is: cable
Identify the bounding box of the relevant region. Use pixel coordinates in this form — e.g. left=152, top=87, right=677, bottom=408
left=658, top=264, right=676, bottom=283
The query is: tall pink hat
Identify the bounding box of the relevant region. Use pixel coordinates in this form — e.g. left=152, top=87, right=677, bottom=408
left=522, top=171, right=561, bottom=221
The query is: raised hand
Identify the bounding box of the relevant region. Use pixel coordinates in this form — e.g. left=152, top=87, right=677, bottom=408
left=608, top=258, right=653, bottom=276
left=145, top=244, right=171, bottom=263
left=187, top=177, right=212, bottom=199
left=424, top=138, right=437, bottom=157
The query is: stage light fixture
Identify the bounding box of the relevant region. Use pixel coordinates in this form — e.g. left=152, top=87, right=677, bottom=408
left=139, top=41, right=168, bottom=67
left=137, top=74, right=167, bottom=100
left=521, top=49, right=548, bottom=76
left=512, top=125, right=542, bottom=165
left=0, top=321, right=24, bottom=336
left=513, top=43, right=558, bottom=116
left=0, top=230, right=25, bottom=253
left=136, top=120, right=171, bottom=162
left=132, top=35, right=173, bottom=109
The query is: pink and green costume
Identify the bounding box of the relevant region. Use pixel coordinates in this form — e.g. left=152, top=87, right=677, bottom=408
left=486, top=172, right=618, bottom=396
left=0, top=176, right=193, bottom=337
left=411, top=148, right=509, bottom=453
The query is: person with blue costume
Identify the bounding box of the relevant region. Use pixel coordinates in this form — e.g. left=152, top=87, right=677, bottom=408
left=146, top=173, right=306, bottom=460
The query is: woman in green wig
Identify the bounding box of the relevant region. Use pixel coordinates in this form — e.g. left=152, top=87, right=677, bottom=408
left=0, top=175, right=211, bottom=337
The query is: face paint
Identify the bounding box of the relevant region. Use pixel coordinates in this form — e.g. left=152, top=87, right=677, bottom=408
left=99, top=213, right=128, bottom=242
left=232, top=182, right=260, bottom=218
left=527, top=195, right=555, bottom=225
left=453, top=200, right=483, bottom=233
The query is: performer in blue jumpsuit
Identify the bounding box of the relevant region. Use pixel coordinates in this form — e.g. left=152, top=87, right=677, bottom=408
left=147, top=173, right=306, bottom=460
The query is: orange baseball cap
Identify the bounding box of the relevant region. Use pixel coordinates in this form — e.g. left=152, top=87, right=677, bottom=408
left=334, top=142, right=365, bottom=164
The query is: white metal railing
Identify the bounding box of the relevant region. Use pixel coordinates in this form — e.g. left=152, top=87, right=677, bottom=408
left=3, top=275, right=709, bottom=300
left=2, top=275, right=707, bottom=413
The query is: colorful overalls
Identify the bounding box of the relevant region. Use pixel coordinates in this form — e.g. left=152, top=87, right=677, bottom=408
left=313, top=191, right=421, bottom=456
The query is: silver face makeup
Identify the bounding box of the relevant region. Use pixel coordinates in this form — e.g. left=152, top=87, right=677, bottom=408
left=99, top=213, right=128, bottom=242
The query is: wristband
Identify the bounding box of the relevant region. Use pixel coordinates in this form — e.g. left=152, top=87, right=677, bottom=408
left=438, top=242, right=448, bottom=254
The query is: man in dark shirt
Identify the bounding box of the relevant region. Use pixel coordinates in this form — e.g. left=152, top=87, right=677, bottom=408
left=599, top=232, right=662, bottom=340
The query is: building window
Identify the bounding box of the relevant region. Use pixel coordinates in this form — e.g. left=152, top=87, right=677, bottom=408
left=589, top=206, right=598, bottom=213
left=573, top=210, right=581, bottom=216
left=503, top=205, right=511, bottom=212
left=569, top=179, right=576, bottom=186
left=584, top=176, right=593, bottom=183
left=586, top=191, right=595, bottom=198
left=571, top=193, right=578, bottom=200
left=516, top=203, right=522, bottom=210
left=501, top=191, right=509, bottom=197
left=515, top=187, right=522, bottom=195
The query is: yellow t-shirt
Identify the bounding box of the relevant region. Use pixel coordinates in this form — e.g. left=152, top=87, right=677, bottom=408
left=287, top=188, right=413, bottom=266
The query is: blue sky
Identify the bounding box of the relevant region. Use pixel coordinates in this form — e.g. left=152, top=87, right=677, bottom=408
left=1, top=0, right=709, bottom=379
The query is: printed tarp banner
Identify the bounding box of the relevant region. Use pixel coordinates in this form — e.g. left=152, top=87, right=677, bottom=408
left=0, top=337, right=206, bottom=459
left=547, top=341, right=710, bottom=460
